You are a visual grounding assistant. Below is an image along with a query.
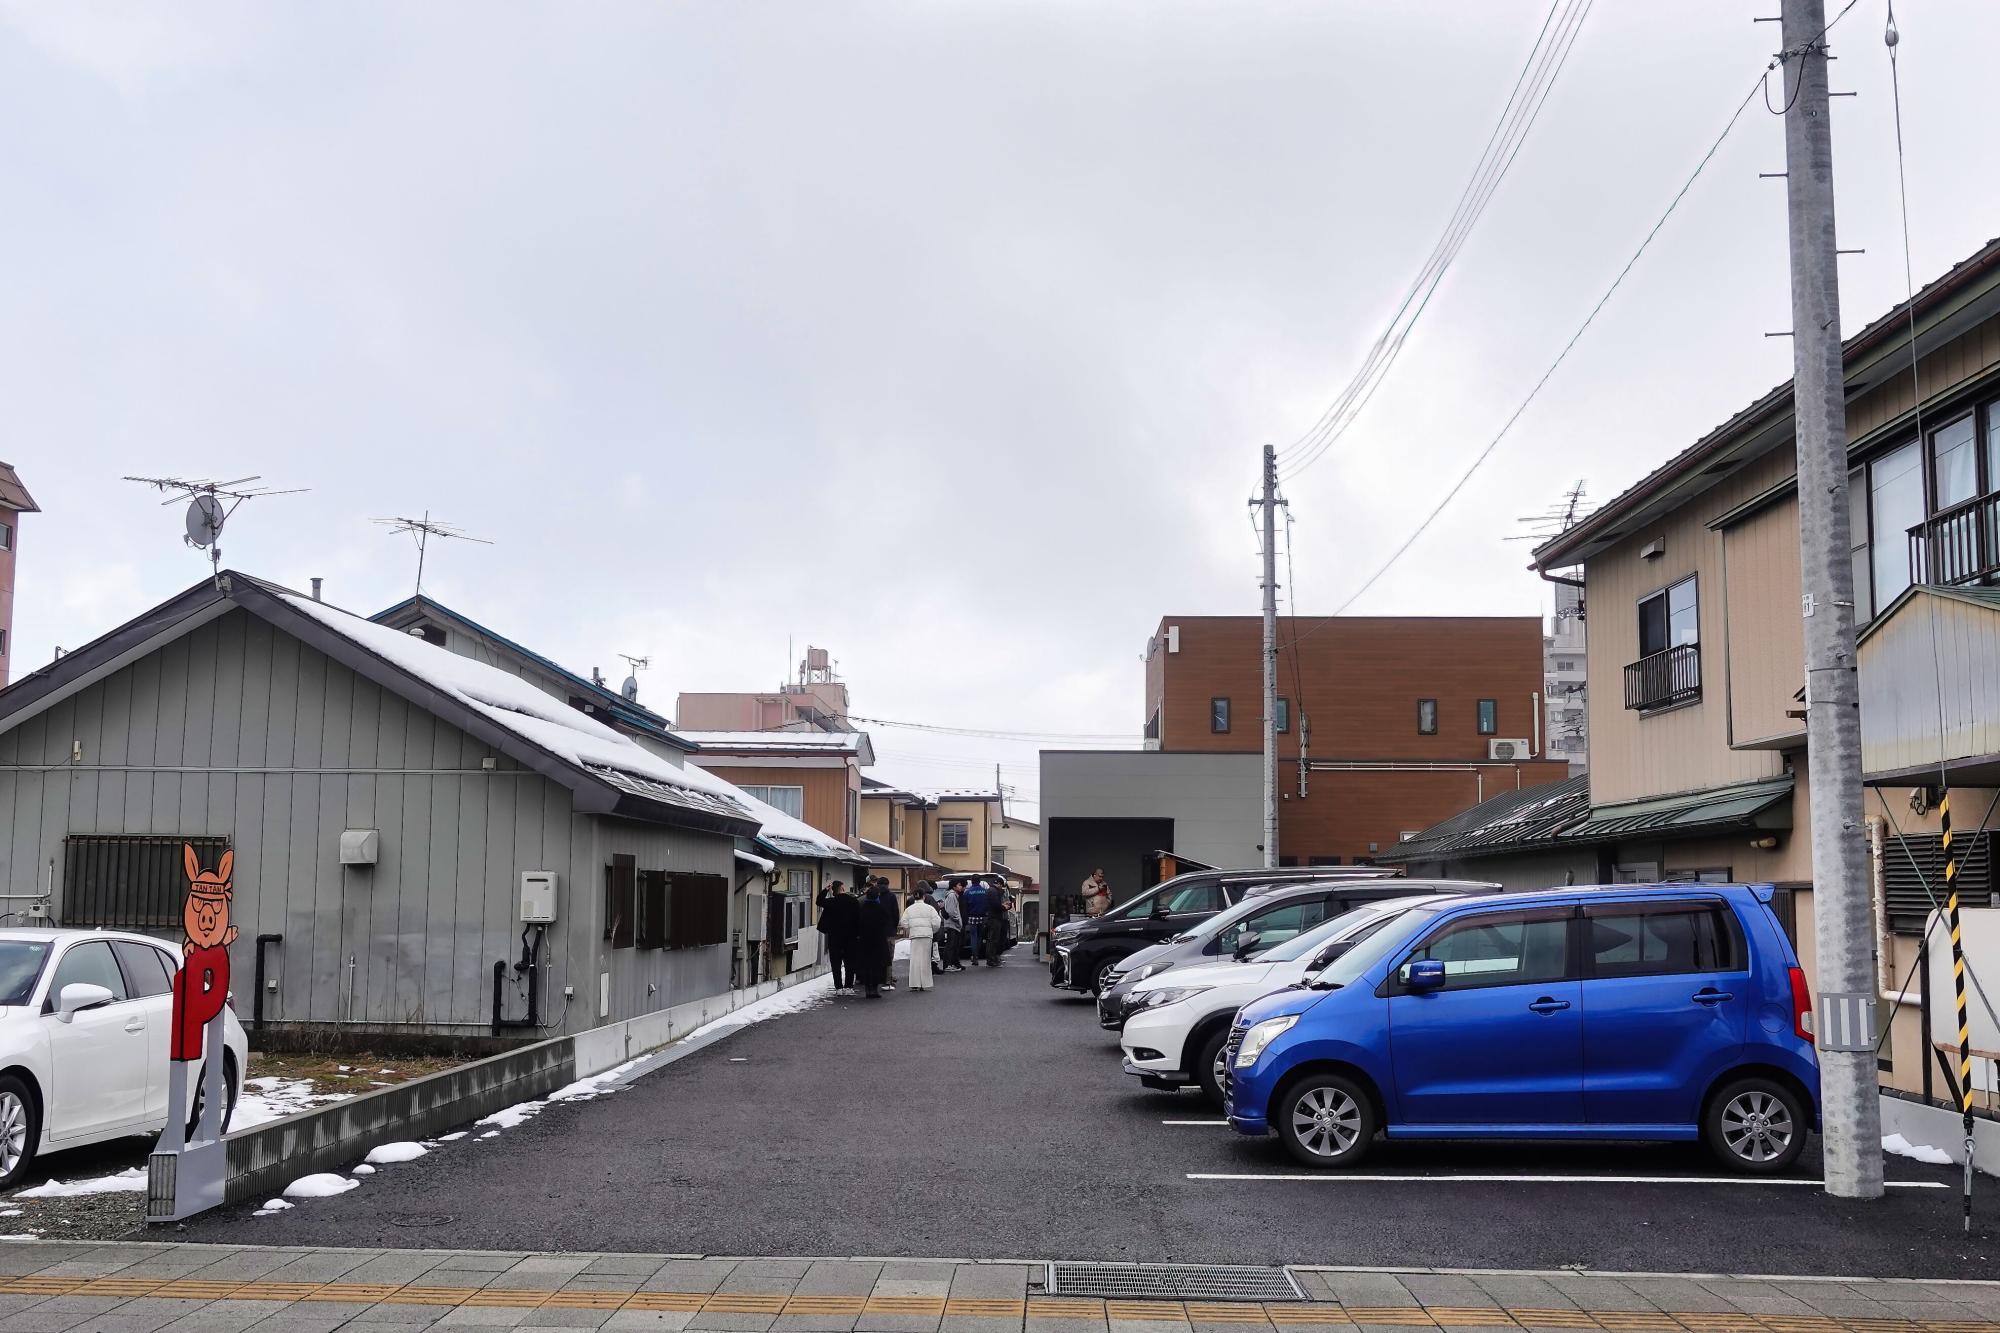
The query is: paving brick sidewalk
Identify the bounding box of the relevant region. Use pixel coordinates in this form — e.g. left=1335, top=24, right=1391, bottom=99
left=0, top=1243, right=1993, bottom=1333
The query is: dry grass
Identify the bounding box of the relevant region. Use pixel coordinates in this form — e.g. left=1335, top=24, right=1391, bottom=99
left=245, top=1050, right=464, bottom=1097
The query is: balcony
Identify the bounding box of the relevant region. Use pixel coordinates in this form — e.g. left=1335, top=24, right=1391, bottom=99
left=1624, top=643, right=1701, bottom=712
left=1909, top=493, right=2000, bottom=588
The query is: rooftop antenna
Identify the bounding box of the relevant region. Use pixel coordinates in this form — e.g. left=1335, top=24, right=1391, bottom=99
left=123, top=475, right=309, bottom=586
left=616, top=654, right=650, bottom=703
left=1506, top=480, right=1590, bottom=543
left=372, top=510, right=492, bottom=597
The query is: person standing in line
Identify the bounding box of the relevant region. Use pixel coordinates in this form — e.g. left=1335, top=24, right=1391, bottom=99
left=874, top=878, right=900, bottom=991
left=936, top=880, right=965, bottom=972
left=855, top=881, right=898, bottom=999
left=962, top=876, right=991, bottom=962
left=1080, top=868, right=1112, bottom=918
left=981, top=878, right=1011, bottom=967
left=816, top=880, right=858, bottom=992
left=901, top=888, right=941, bottom=992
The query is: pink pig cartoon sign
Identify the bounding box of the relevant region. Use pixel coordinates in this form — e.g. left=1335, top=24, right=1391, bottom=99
left=147, top=844, right=237, bottom=1222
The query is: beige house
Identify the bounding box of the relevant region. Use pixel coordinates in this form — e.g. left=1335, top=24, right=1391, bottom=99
left=1389, top=236, right=2000, bottom=1105
left=859, top=785, right=999, bottom=881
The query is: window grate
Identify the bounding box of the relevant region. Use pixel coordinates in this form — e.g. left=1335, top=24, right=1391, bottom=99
left=1885, top=830, right=1993, bottom=933
left=1045, top=1264, right=1305, bottom=1302
left=63, top=834, right=228, bottom=929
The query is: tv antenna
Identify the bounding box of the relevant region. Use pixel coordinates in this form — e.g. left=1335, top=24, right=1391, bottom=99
left=123, top=475, right=309, bottom=584
left=372, top=511, right=492, bottom=597
left=1507, top=479, right=1591, bottom=543
left=616, top=654, right=650, bottom=703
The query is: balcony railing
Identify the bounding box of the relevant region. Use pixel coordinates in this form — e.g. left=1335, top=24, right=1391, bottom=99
left=1909, top=493, right=2000, bottom=588
left=1624, top=643, right=1701, bottom=712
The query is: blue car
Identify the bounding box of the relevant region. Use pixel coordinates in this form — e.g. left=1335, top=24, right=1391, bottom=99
left=1224, top=884, right=1819, bottom=1172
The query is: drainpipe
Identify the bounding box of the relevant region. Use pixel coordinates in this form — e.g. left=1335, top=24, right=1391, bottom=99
left=1869, top=815, right=1917, bottom=1005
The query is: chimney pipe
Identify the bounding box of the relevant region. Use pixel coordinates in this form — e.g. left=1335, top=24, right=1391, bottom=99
left=310, top=577, right=324, bottom=602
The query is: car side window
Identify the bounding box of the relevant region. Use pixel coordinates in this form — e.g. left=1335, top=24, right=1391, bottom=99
left=1161, top=884, right=1222, bottom=915
left=112, top=942, right=174, bottom=998
left=1586, top=904, right=1745, bottom=978
left=47, top=941, right=130, bottom=1008
left=1224, top=898, right=1331, bottom=951
left=1401, top=911, right=1572, bottom=991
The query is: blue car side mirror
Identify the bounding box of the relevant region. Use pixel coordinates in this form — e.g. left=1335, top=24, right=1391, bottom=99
left=1404, top=958, right=1447, bottom=992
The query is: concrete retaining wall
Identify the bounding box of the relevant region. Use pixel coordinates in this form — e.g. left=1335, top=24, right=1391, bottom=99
left=213, top=966, right=824, bottom=1211
left=1880, top=1091, right=2000, bottom=1176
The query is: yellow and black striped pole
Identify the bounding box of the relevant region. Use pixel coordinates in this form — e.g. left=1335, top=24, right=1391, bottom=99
left=1941, top=789, right=1976, bottom=1231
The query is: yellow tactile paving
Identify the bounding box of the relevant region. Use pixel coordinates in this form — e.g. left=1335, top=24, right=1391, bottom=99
left=1265, top=1305, right=1356, bottom=1326
left=1107, top=1300, right=1194, bottom=1321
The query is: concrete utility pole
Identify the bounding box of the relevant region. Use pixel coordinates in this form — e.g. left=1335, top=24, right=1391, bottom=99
left=1780, top=0, right=1884, bottom=1199
left=1258, top=444, right=1280, bottom=869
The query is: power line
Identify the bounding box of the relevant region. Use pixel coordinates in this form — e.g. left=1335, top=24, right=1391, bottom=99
left=1279, top=0, right=1594, bottom=482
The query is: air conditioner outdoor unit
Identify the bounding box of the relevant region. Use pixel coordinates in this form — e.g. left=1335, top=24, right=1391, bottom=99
left=1489, top=738, right=1533, bottom=760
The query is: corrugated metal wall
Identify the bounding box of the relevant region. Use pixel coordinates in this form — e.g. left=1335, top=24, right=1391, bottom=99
left=1861, top=591, right=2000, bottom=777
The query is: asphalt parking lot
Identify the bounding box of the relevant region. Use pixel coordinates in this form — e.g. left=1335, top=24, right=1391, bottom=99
left=181, top=955, right=1995, bottom=1275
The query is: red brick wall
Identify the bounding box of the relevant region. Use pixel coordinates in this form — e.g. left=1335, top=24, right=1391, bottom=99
left=1279, top=763, right=1570, bottom=866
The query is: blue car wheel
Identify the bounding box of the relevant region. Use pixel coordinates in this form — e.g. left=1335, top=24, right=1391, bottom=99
left=1703, top=1075, right=1808, bottom=1173
left=1276, top=1072, right=1376, bottom=1168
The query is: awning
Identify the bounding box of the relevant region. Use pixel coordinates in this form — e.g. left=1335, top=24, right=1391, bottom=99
left=1563, top=776, right=1794, bottom=841
left=859, top=837, right=940, bottom=870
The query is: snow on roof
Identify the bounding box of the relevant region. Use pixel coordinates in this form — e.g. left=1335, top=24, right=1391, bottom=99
left=281, top=594, right=753, bottom=823
left=680, top=759, right=863, bottom=863
left=681, top=730, right=865, bottom=751
left=861, top=787, right=1000, bottom=803
left=735, top=848, right=776, bottom=874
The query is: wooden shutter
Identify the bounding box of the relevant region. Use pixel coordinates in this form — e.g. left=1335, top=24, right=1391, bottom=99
left=668, top=873, right=729, bottom=948
left=608, top=854, right=636, bottom=948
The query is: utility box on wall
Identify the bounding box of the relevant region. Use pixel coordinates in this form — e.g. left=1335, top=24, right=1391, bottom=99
left=339, top=829, right=380, bottom=866
left=520, top=871, right=559, bottom=924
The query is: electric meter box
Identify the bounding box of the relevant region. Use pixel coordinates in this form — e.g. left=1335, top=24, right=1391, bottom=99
left=519, top=871, right=559, bottom=924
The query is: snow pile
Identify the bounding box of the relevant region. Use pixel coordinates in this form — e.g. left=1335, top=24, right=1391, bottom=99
left=283, top=1173, right=360, bottom=1199
left=18, top=1167, right=147, bottom=1198
left=479, top=1130, right=500, bottom=1139
left=252, top=1199, right=294, bottom=1218
left=682, top=973, right=833, bottom=1043
left=1884, top=1132, right=1953, bottom=1165
left=477, top=1100, right=548, bottom=1131
left=350, top=1164, right=376, bottom=1175
left=437, top=1131, right=467, bottom=1141
left=235, top=1076, right=351, bottom=1130
left=364, top=1141, right=429, bottom=1165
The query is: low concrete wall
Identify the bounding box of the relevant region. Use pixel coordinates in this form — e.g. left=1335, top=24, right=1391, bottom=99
left=1880, top=1091, right=2000, bottom=1176
left=212, top=966, right=824, bottom=1211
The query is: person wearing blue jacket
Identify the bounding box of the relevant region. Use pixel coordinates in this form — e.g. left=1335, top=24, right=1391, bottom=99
left=962, top=877, right=992, bottom=961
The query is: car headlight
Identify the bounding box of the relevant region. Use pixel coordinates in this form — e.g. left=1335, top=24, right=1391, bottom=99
left=1233, top=1014, right=1298, bottom=1069
left=1125, top=961, right=1174, bottom=985
left=1133, top=985, right=1210, bottom=1011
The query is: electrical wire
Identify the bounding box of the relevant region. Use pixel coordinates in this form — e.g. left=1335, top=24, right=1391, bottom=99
left=1279, top=0, right=1594, bottom=482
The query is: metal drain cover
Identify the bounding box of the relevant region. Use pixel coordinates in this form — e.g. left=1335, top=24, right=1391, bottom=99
left=1046, top=1263, right=1305, bottom=1302
left=387, top=1213, right=456, bottom=1228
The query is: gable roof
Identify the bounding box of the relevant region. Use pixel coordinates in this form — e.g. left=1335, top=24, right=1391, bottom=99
left=0, top=572, right=759, bottom=838
left=678, top=760, right=866, bottom=864
left=0, top=464, right=37, bottom=514
left=371, top=595, right=695, bottom=752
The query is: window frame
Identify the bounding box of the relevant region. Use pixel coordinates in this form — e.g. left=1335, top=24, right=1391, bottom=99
left=1636, top=574, right=1699, bottom=659
left=1580, top=899, right=1748, bottom=980
left=1210, top=697, right=1231, bottom=734
left=739, top=785, right=806, bottom=819
left=1275, top=698, right=1290, bottom=735
left=1476, top=699, right=1498, bottom=735
left=938, top=819, right=972, bottom=853
left=1416, top=698, right=1438, bottom=735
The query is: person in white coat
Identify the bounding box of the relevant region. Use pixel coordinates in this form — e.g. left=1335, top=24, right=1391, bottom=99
left=900, top=891, right=942, bottom=992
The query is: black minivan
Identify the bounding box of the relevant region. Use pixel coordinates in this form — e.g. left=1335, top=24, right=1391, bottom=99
left=1047, top=866, right=1397, bottom=996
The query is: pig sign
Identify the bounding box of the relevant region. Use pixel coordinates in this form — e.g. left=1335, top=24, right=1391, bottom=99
left=173, top=846, right=237, bottom=1062
left=147, top=843, right=238, bottom=1222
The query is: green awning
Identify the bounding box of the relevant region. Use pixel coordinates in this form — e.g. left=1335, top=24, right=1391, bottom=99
left=1565, top=776, right=1794, bottom=841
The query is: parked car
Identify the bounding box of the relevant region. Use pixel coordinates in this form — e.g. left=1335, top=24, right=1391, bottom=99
left=1223, top=884, right=1819, bottom=1173
left=0, top=929, right=248, bottom=1188
left=1049, top=866, right=1396, bottom=996
left=1096, top=877, right=1496, bottom=1030
left=1119, top=892, right=1479, bottom=1104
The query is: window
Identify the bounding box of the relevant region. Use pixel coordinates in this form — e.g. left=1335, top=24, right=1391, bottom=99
left=48, top=940, right=128, bottom=1009
left=1144, top=709, right=1161, bottom=741
left=0, top=522, right=11, bottom=550
left=785, top=869, right=813, bottom=944
left=0, top=941, right=51, bottom=1008
left=605, top=855, right=636, bottom=948
left=1417, top=699, right=1438, bottom=735
left=1584, top=904, right=1744, bottom=978
left=62, top=834, right=230, bottom=929
left=0, top=628, right=8, bottom=656
left=739, top=785, right=804, bottom=819
left=1275, top=699, right=1290, bottom=734
left=666, top=873, right=731, bottom=947
left=939, top=820, right=971, bottom=853
left=1308, top=855, right=1342, bottom=866
left=112, top=941, right=174, bottom=997
left=1849, top=465, right=1873, bottom=623
left=1156, top=883, right=1224, bottom=915
left=1219, top=897, right=1331, bottom=954
left=1477, top=699, right=1497, bottom=735
left=1870, top=440, right=1925, bottom=605
left=1934, top=413, right=1979, bottom=510
left=1210, top=697, right=1231, bottom=733
left=635, top=869, right=669, bottom=949
left=1400, top=911, right=1571, bottom=991
left=1637, top=575, right=1698, bottom=658
left=417, top=625, right=447, bottom=647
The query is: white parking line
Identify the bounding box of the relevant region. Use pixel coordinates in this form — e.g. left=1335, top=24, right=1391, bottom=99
left=1188, top=1172, right=1948, bottom=1187
left=1161, top=1119, right=1229, bottom=1125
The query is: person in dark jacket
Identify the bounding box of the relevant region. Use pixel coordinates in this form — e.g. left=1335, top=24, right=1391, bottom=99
left=980, top=877, right=1012, bottom=967
left=854, top=882, right=900, bottom=998
left=815, top=880, right=860, bottom=992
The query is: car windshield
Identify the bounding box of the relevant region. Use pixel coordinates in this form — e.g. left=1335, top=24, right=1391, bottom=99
left=1307, top=906, right=1443, bottom=988
left=1260, top=901, right=1401, bottom=962
left=0, top=940, right=53, bottom=1007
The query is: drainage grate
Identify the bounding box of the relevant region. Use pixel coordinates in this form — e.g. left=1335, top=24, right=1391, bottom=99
left=1045, top=1263, right=1305, bottom=1302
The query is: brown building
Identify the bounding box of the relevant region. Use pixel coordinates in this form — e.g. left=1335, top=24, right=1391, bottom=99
left=0, top=464, right=37, bottom=688
left=1143, top=616, right=1569, bottom=865
left=676, top=647, right=850, bottom=732
left=679, top=730, right=873, bottom=848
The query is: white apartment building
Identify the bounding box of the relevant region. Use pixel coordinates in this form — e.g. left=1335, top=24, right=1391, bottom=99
left=1544, top=580, right=1588, bottom=773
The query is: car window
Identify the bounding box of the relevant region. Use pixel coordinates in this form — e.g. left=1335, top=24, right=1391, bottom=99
left=0, top=941, right=52, bottom=1007
left=1158, top=883, right=1223, bottom=915
left=1403, top=911, right=1571, bottom=990
left=1219, top=897, right=1332, bottom=953
left=1100, top=888, right=1163, bottom=922
left=1586, top=904, right=1744, bottom=978
left=48, top=941, right=129, bottom=1006
left=112, top=941, right=174, bottom=998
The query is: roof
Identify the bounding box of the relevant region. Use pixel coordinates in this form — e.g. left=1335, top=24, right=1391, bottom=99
left=0, top=572, right=761, bottom=839
left=371, top=596, right=694, bottom=752
left=679, top=761, right=866, bottom=864
left=735, top=848, right=777, bottom=874
left=681, top=729, right=876, bottom=765
left=1857, top=583, right=2000, bottom=647
left=858, top=838, right=940, bottom=870
left=0, top=464, right=37, bottom=514
left=1564, top=776, right=1793, bottom=840
left=1377, top=774, right=1592, bottom=864
left=1534, top=235, right=2000, bottom=572
left=860, top=787, right=1000, bottom=804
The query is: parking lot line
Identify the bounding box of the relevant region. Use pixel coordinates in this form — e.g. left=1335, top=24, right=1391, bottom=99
left=1161, top=1119, right=1229, bottom=1125
left=1186, top=1174, right=1950, bottom=1187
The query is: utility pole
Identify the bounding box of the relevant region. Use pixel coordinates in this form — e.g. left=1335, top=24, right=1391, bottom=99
left=1780, top=0, right=1883, bottom=1199
left=1258, top=445, right=1280, bottom=869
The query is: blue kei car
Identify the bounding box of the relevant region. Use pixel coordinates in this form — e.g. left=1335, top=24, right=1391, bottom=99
left=1225, top=884, right=1819, bottom=1172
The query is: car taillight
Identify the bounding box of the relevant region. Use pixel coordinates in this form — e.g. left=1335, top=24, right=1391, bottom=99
left=1789, top=966, right=1814, bottom=1044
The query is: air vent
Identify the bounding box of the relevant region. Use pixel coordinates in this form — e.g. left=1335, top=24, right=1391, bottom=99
left=1045, top=1264, right=1306, bottom=1302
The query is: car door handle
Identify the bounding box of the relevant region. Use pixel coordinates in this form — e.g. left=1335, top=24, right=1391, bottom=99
left=123, top=1019, right=146, bottom=1033
left=1527, top=997, right=1571, bottom=1014
left=1692, top=989, right=1734, bottom=1005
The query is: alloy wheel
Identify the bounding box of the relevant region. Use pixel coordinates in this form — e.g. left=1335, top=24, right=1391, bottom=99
left=1720, top=1089, right=1794, bottom=1163
left=0, top=1092, right=26, bottom=1176
left=1290, top=1085, right=1361, bottom=1158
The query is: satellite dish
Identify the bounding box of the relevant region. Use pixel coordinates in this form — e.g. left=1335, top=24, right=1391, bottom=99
left=621, top=675, right=639, bottom=702
left=185, top=495, right=225, bottom=548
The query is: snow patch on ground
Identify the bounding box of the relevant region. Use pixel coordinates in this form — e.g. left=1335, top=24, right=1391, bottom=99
left=364, top=1141, right=429, bottom=1165
left=17, top=1167, right=147, bottom=1198
left=252, top=1198, right=295, bottom=1217
left=477, top=1100, right=548, bottom=1131
left=0, top=1234, right=37, bottom=1240
left=283, top=1173, right=360, bottom=1199
left=437, top=1131, right=467, bottom=1141
left=681, top=974, right=833, bottom=1043
left=479, top=1130, right=500, bottom=1139
left=1884, top=1132, right=1953, bottom=1165
left=235, top=1076, right=352, bottom=1130
left=350, top=1164, right=376, bottom=1175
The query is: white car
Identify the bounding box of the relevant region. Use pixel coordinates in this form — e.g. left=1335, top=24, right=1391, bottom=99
left=0, top=928, right=247, bottom=1188
left=1120, top=895, right=1472, bottom=1107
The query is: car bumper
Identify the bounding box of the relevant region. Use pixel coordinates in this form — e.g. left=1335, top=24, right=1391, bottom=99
left=1049, top=949, right=1072, bottom=989
left=1097, top=987, right=1136, bottom=1028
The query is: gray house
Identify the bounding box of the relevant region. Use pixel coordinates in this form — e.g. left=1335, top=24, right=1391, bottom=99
left=0, top=571, right=770, bottom=1045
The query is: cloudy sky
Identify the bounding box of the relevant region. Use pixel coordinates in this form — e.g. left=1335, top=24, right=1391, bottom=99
left=5, top=0, right=1998, bottom=813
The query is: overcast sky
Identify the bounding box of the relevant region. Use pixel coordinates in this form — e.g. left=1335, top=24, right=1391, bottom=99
left=5, top=0, right=1998, bottom=814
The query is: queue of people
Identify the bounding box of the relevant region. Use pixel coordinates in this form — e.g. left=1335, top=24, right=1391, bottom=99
left=815, top=875, right=1015, bottom=999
